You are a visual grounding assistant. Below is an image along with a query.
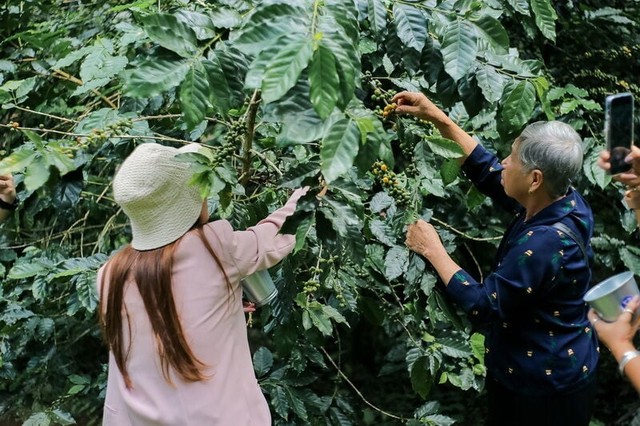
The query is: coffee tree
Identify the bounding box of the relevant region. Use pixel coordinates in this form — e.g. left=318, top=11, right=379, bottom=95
left=0, top=0, right=637, bottom=424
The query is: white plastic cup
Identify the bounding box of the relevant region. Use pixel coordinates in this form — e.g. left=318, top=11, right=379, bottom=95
left=584, top=271, right=639, bottom=322
left=241, top=270, right=278, bottom=307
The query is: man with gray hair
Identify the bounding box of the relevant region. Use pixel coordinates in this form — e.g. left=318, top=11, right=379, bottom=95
left=394, top=91, right=598, bottom=426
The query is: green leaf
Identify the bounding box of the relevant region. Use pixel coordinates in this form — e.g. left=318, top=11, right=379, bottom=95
left=271, top=386, right=290, bottom=420
left=320, top=118, right=360, bottom=183
left=309, top=44, right=340, bottom=119
left=322, top=304, right=348, bottom=325
left=384, top=246, right=410, bottom=281
left=532, top=76, right=554, bottom=120
left=175, top=10, right=217, bottom=40
left=410, top=356, right=433, bottom=399
left=368, top=0, right=388, bottom=40
left=8, top=261, right=47, bottom=279
left=233, top=4, right=307, bottom=55
left=322, top=27, right=358, bottom=110
left=261, top=38, right=313, bottom=104
left=80, top=45, right=128, bottom=82
left=202, top=55, right=231, bottom=115
left=583, top=148, right=610, bottom=189
left=393, top=4, right=428, bottom=52
left=621, top=246, right=640, bottom=276
left=530, top=0, right=557, bottom=42
left=23, top=412, right=50, bottom=426
left=507, top=0, right=530, bottom=15
left=46, top=149, right=76, bottom=176
left=499, top=80, right=536, bottom=133
left=438, top=337, right=472, bottom=358
left=24, top=155, right=50, bottom=191
left=440, top=158, right=460, bottom=185
left=424, top=136, right=464, bottom=159
left=370, top=220, right=396, bottom=247
left=253, top=347, right=274, bottom=377
left=307, top=302, right=333, bottom=336
left=0, top=146, right=37, bottom=174
left=470, top=15, right=509, bottom=54
left=124, top=58, right=190, bottom=98
left=139, top=13, right=199, bottom=58
left=287, top=388, right=309, bottom=421
left=441, top=20, right=477, bottom=81
left=180, top=64, right=211, bottom=130
left=51, top=409, right=75, bottom=426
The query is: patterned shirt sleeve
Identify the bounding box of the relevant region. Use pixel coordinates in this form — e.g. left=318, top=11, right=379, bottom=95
left=446, top=226, right=564, bottom=324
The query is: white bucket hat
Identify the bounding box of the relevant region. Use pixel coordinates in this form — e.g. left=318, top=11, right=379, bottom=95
left=113, top=142, right=204, bottom=251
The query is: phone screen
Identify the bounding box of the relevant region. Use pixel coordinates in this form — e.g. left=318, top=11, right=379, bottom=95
left=605, top=93, right=635, bottom=174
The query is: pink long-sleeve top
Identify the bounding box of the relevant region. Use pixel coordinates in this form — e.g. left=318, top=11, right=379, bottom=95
left=97, top=189, right=305, bottom=425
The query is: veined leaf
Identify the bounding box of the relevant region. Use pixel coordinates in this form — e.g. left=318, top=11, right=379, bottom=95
left=476, top=64, right=507, bottom=103
left=307, top=302, right=333, bottom=336
left=123, top=58, right=190, bottom=98
left=530, top=0, right=557, bottom=42
left=470, top=15, right=508, bottom=54
left=499, top=80, right=536, bottom=132
left=261, top=38, right=313, bottom=104
left=253, top=347, right=274, bottom=377
left=370, top=220, right=396, bottom=247
left=441, top=20, right=477, bottom=81
left=393, top=3, right=428, bottom=52
left=180, top=64, right=211, bottom=130
left=440, top=158, right=460, bottom=185
left=320, top=118, right=360, bottom=183
left=507, top=0, right=530, bottom=15
left=411, top=356, right=433, bottom=399
left=532, top=76, right=554, bottom=120
left=368, top=0, right=388, bottom=40
left=24, top=155, right=50, bottom=191
left=384, top=246, right=409, bottom=281
left=424, top=136, right=464, bottom=159
left=8, top=261, right=47, bottom=279
left=46, top=149, right=76, bottom=176
left=438, top=337, right=472, bottom=358
left=79, top=49, right=127, bottom=83
left=175, top=10, right=216, bottom=40
left=202, top=56, right=231, bottom=116
left=233, top=4, right=307, bottom=55
left=0, top=147, right=37, bottom=174
left=271, top=386, right=290, bottom=420
left=321, top=20, right=358, bottom=110
left=309, top=44, right=339, bottom=119
left=139, top=13, right=199, bottom=58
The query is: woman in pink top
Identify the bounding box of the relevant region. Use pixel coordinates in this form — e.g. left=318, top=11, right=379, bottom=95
left=97, top=142, right=306, bottom=425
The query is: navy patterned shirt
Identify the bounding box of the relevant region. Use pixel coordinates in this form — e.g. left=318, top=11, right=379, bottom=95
left=445, top=144, right=599, bottom=396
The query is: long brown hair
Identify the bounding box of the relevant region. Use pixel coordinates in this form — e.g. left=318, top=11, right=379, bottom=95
left=98, top=223, right=231, bottom=388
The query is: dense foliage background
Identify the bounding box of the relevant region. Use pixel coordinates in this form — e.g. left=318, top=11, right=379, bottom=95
left=0, top=0, right=639, bottom=425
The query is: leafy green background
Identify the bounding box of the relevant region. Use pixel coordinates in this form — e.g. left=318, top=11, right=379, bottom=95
left=0, top=0, right=639, bottom=425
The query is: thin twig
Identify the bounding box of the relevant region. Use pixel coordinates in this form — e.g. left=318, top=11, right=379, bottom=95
left=52, top=68, right=117, bottom=109
left=12, top=106, right=78, bottom=123
left=319, top=347, right=405, bottom=421
left=249, top=148, right=282, bottom=176
left=430, top=216, right=502, bottom=242
left=463, top=242, right=483, bottom=282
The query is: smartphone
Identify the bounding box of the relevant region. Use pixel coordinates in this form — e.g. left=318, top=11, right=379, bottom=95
left=605, top=92, right=635, bottom=174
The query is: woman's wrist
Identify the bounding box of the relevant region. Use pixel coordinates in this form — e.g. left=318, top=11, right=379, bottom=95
left=610, top=342, right=638, bottom=362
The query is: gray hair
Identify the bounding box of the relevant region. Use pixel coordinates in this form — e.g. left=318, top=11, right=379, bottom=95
left=516, top=121, right=583, bottom=198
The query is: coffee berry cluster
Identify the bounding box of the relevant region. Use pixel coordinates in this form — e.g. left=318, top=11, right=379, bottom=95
left=211, top=143, right=236, bottom=166
left=370, top=160, right=411, bottom=206
left=224, top=119, right=245, bottom=145
left=85, top=119, right=133, bottom=144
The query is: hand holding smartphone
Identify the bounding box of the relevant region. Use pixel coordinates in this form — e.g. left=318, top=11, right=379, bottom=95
left=605, top=92, right=635, bottom=174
